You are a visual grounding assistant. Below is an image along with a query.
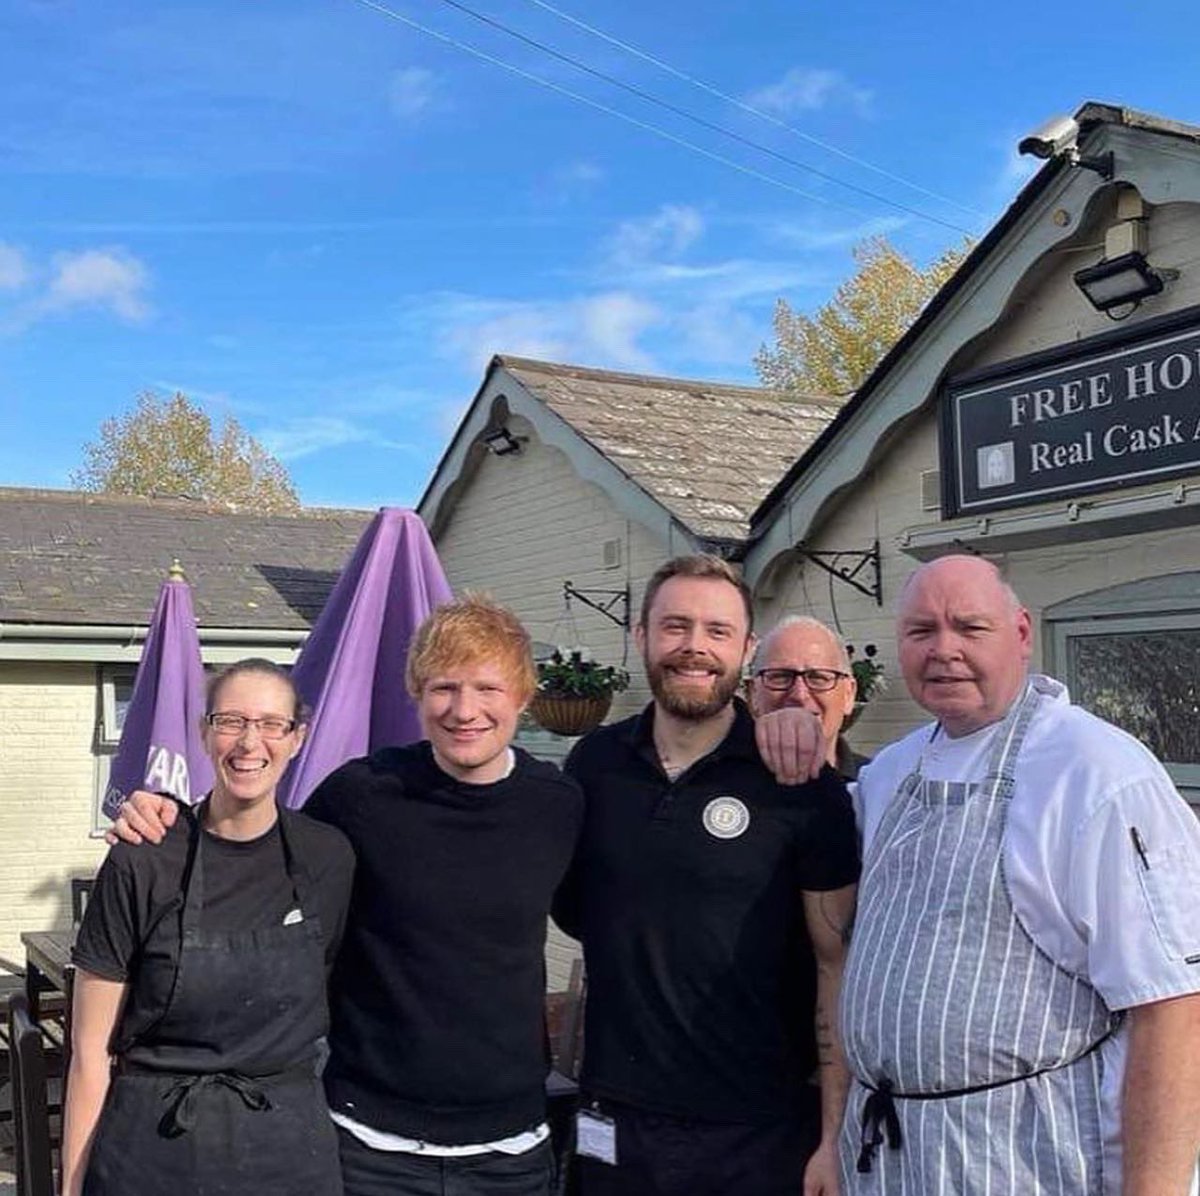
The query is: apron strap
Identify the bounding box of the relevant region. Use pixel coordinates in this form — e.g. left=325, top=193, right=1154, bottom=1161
left=157, top=1071, right=273, bottom=1138
left=857, top=1079, right=903, bottom=1174
left=854, top=1018, right=1120, bottom=1173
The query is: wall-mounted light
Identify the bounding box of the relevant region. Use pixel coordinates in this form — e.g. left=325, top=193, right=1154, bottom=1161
left=1071, top=188, right=1176, bottom=317
left=1073, top=251, right=1166, bottom=314
left=482, top=426, right=522, bottom=456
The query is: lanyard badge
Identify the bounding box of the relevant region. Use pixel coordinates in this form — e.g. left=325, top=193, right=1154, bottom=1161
left=575, top=1109, right=617, bottom=1165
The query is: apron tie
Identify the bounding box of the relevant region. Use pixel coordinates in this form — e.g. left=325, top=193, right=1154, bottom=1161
left=853, top=1020, right=1118, bottom=1174
left=158, top=1072, right=272, bottom=1138
left=857, top=1078, right=902, bottom=1174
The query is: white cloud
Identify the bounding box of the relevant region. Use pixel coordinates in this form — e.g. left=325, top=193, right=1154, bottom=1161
left=555, top=160, right=604, bottom=188
left=605, top=204, right=705, bottom=270
left=0, top=243, right=30, bottom=291
left=42, top=247, right=151, bottom=321
left=674, top=302, right=763, bottom=368
left=388, top=67, right=438, bottom=122
left=535, top=159, right=606, bottom=205
left=259, top=416, right=373, bottom=461
left=576, top=293, right=661, bottom=370
left=432, top=290, right=663, bottom=374
left=745, top=68, right=872, bottom=118
left=396, top=201, right=941, bottom=386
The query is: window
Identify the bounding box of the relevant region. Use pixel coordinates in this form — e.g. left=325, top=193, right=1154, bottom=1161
left=92, top=665, right=136, bottom=833
left=1045, top=574, right=1200, bottom=805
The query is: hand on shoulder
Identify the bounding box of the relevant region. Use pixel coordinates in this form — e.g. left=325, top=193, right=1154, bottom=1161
left=104, top=790, right=181, bottom=847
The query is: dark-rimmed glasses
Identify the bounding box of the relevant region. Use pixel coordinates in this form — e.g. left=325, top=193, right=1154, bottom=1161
left=755, top=667, right=849, bottom=694
left=206, top=713, right=296, bottom=740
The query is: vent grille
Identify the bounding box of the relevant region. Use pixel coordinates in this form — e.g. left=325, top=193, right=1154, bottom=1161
left=920, top=469, right=941, bottom=513
left=602, top=538, right=622, bottom=570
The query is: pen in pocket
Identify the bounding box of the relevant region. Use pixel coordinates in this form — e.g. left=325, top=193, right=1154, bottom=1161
left=1129, top=826, right=1150, bottom=871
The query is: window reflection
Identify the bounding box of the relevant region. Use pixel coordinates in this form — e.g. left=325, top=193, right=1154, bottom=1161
left=1070, top=630, right=1200, bottom=765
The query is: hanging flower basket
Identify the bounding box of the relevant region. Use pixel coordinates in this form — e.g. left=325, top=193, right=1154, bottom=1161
left=528, top=647, right=629, bottom=736
left=843, top=643, right=886, bottom=731
left=529, top=691, right=614, bottom=736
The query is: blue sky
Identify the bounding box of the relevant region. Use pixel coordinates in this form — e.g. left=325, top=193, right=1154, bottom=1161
left=2, top=0, right=1197, bottom=509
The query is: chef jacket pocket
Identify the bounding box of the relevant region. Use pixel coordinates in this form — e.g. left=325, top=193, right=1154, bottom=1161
left=1135, top=843, right=1200, bottom=962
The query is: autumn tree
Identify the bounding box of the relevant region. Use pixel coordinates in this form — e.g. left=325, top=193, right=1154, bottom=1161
left=72, top=391, right=300, bottom=512
left=755, top=235, right=970, bottom=396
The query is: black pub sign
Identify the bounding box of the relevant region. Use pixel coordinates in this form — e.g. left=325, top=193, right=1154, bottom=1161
left=941, top=305, right=1200, bottom=517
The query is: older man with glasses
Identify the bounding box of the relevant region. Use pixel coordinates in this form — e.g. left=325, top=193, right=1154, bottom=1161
left=749, top=616, right=866, bottom=781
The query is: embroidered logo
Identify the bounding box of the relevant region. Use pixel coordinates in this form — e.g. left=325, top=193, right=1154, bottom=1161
left=702, top=796, right=750, bottom=840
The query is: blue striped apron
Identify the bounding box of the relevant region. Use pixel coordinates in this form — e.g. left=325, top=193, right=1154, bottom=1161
left=839, top=681, right=1119, bottom=1194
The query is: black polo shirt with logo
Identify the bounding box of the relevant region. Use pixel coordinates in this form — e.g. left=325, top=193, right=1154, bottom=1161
left=556, top=699, right=859, bottom=1124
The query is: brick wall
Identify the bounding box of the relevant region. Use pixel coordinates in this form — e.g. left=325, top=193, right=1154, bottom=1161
left=0, top=662, right=109, bottom=965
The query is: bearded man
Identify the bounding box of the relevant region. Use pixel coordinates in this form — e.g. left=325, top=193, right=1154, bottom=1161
left=554, top=555, right=860, bottom=1196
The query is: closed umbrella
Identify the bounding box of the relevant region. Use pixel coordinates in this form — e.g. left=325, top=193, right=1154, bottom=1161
left=101, top=561, right=214, bottom=819
left=278, top=508, right=452, bottom=809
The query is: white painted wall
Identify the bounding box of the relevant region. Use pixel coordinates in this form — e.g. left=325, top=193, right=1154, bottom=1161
left=0, top=662, right=109, bottom=966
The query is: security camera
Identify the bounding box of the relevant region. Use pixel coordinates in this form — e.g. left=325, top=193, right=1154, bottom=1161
left=1018, top=115, right=1080, bottom=160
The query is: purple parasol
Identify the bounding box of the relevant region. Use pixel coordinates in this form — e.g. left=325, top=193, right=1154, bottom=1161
left=102, top=563, right=214, bottom=819
left=278, top=508, right=452, bottom=809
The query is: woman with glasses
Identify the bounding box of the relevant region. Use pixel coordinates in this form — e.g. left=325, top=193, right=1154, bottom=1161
left=62, top=658, right=355, bottom=1196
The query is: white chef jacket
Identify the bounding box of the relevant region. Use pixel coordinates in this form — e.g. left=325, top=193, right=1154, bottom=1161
left=855, top=674, right=1200, bottom=1191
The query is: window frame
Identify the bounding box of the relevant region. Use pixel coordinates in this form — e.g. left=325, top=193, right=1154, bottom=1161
left=92, top=663, right=138, bottom=834
left=1044, top=573, right=1200, bottom=804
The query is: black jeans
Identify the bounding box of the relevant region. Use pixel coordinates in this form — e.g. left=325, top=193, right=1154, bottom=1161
left=575, top=1088, right=821, bottom=1196
left=337, top=1126, right=555, bottom=1196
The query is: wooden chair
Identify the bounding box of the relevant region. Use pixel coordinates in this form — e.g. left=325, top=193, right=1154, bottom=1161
left=547, top=958, right=586, bottom=1196
left=8, top=990, right=56, bottom=1196
left=1, top=956, right=23, bottom=1139
left=70, top=878, right=96, bottom=927
left=555, top=958, right=586, bottom=1082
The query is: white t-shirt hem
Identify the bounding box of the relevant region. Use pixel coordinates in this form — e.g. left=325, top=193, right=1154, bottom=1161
left=330, top=1110, right=550, bottom=1156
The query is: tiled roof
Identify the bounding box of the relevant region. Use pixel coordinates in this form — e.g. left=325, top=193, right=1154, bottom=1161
left=0, top=488, right=373, bottom=629
left=499, top=356, right=845, bottom=543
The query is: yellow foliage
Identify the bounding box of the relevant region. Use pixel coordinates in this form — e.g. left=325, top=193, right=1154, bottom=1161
left=72, top=392, right=300, bottom=513
left=755, top=235, right=970, bottom=396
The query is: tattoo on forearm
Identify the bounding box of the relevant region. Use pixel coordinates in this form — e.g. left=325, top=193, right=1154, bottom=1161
left=818, top=892, right=856, bottom=945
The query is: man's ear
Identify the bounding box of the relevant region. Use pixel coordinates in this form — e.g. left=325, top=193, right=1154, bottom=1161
left=633, top=620, right=646, bottom=656
left=1016, top=607, right=1034, bottom=660
left=745, top=675, right=763, bottom=718
left=741, top=632, right=759, bottom=673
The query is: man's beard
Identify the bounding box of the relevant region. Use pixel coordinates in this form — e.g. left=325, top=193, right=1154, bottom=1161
left=645, top=651, right=742, bottom=721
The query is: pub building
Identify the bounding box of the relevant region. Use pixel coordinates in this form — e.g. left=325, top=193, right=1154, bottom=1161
left=743, top=102, right=1200, bottom=810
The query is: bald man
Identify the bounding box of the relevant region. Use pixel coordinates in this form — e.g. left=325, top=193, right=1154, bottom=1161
left=748, top=616, right=865, bottom=780
left=838, top=555, right=1200, bottom=1195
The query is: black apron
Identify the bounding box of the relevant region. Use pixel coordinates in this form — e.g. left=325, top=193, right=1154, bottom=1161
left=85, top=807, right=343, bottom=1195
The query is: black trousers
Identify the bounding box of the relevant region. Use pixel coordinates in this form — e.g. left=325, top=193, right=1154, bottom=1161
left=337, top=1125, right=555, bottom=1196
left=575, top=1089, right=821, bottom=1196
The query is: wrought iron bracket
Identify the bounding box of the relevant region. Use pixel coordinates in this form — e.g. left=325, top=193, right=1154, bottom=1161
left=563, top=581, right=630, bottom=629
left=794, top=541, right=882, bottom=606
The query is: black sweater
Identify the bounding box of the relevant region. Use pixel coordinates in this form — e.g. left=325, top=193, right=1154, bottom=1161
left=304, top=742, right=584, bottom=1144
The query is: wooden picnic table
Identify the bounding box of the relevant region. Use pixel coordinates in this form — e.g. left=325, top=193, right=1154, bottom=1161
left=21, top=929, right=75, bottom=1080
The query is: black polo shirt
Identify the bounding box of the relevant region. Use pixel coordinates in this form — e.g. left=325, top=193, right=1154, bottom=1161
left=556, top=699, right=859, bottom=1124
